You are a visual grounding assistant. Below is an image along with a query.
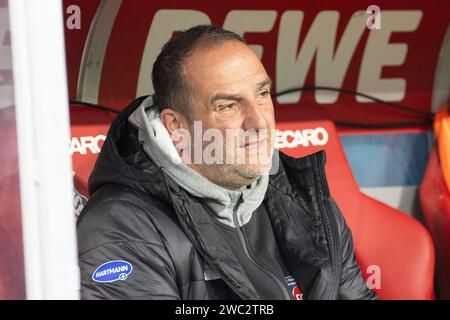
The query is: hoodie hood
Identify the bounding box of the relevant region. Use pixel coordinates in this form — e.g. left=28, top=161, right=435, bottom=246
left=88, top=96, right=171, bottom=202
left=88, top=96, right=270, bottom=227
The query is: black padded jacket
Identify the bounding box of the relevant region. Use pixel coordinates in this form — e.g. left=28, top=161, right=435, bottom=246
left=77, top=96, right=378, bottom=300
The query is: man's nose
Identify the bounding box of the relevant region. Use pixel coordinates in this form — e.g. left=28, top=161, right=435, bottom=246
left=242, top=102, right=267, bottom=131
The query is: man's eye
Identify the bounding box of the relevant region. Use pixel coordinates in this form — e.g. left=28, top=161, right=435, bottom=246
left=219, top=103, right=236, bottom=111
left=260, top=90, right=270, bottom=98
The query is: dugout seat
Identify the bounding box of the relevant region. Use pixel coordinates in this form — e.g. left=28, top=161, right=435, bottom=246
left=70, top=103, right=115, bottom=198
left=420, top=145, right=450, bottom=299
left=275, top=104, right=435, bottom=300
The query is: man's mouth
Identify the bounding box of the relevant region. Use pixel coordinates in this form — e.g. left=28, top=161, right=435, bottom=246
left=241, top=138, right=268, bottom=149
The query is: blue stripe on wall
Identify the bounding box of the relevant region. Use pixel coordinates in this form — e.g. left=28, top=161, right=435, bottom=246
left=339, top=131, right=434, bottom=188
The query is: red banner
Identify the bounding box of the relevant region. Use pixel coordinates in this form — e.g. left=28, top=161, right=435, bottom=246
left=64, top=0, right=450, bottom=127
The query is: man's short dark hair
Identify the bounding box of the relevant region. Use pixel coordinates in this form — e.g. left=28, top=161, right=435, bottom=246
left=151, top=25, right=246, bottom=119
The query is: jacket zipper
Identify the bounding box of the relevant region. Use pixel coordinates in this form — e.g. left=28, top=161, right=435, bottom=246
left=161, top=169, right=256, bottom=300
left=232, top=194, right=292, bottom=300
left=325, top=201, right=342, bottom=299
left=312, top=156, right=342, bottom=299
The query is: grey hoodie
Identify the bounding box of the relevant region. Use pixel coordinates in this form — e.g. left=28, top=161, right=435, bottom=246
left=128, top=96, right=269, bottom=228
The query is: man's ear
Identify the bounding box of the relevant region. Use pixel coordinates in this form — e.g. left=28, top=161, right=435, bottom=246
left=160, top=108, right=185, bottom=135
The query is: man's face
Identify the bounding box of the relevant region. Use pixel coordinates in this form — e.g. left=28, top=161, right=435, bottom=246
left=178, top=40, right=275, bottom=190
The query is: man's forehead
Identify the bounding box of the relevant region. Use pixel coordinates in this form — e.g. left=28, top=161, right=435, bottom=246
left=185, top=41, right=269, bottom=90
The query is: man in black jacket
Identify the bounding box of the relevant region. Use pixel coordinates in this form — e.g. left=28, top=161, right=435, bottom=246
left=77, top=25, right=377, bottom=300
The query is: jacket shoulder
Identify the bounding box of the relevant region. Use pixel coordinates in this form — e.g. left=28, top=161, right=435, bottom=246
left=77, top=184, right=206, bottom=300
left=77, top=185, right=180, bottom=299
left=77, top=184, right=176, bottom=254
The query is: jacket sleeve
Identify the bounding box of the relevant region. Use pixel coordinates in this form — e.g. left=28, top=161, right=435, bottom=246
left=77, top=200, right=180, bottom=300
left=328, top=197, right=379, bottom=300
